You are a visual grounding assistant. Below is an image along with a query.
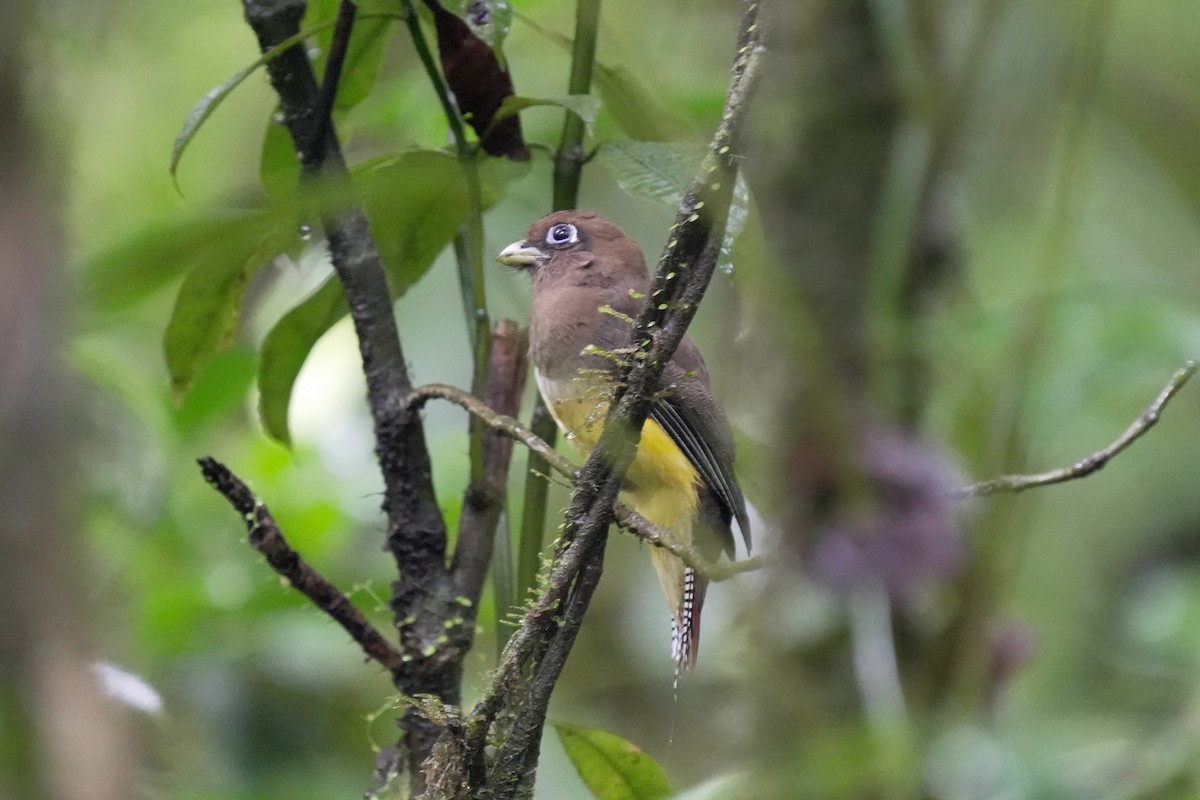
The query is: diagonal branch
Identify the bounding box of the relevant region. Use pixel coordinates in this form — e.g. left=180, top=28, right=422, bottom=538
left=197, top=457, right=404, bottom=674
left=474, top=4, right=767, bottom=795
left=406, top=381, right=766, bottom=583
left=958, top=360, right=1198, bottom=498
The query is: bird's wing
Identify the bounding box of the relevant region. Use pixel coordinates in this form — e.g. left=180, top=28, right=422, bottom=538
left=651, top=338, right=750, bottom=556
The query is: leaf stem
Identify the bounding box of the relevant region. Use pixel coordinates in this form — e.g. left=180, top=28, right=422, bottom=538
left=516, top=0, right=604, bottom=622
left=400, top=0, right=469, bottom=149
left=553, top=0, right=601, bottom=210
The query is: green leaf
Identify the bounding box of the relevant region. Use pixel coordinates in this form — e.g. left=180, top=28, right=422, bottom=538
left=256, top=149, right=527, bottom=444
left=163, top=209, right=295, bottom=398
left=593, top=63, right=696, bottom=142
left=170, top=22, right=335, bottom=190
left=338, top=16, right=391, bottom=110
left=599, top=141, right=707, bottom=206
left=260, top=111, right=300, bottom=203
left=555, top=723, right=672, bottom=800
left=356, top=149, right=523, bottom=282
left=302, top=0, right=339, bottom=34
left=514, top=13, right=695, bottom=141
left=304, top=0, right=393, bottom=112
left=83, top=211, right=265, bottom=312
left=174, top=347, right=258, bottom=434
left=257, top=279, right=347, bottom=444
left=598, top=140, right=750, bottom=273
left=492, top=94, right=601, bottom=137
left=464, top=0, right=513, bottom=59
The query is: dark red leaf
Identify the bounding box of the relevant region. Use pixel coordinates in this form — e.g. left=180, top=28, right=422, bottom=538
left=424, top=0, right=529, bottom=161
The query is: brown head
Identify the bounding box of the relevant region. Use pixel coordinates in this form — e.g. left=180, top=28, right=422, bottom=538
left=496, top=210, right=649, bottom=294
left=498, top=211, right=654, bottom=378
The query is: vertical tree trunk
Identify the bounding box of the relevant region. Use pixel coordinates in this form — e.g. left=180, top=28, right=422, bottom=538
left=0, top=5, right=139, bottom=799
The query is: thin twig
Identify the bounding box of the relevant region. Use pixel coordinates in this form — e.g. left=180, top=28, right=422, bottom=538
left=307, top=0, right=357, bottom=165
left=958, top=360, right=1197, bottom=498
left=612, top=507, right=766, bottom=581
left=405, top=383, right=571, bottom=474
left=197, top=457, right=404, bottom=674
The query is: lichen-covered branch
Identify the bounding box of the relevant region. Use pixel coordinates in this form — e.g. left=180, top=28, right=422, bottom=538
left=469, top=4, right=767, bottom=795
left=198, top=457, right=404, bottom=674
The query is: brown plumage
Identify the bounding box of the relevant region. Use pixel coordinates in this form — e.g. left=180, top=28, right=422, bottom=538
left=498, top=211, right=750, bottom=671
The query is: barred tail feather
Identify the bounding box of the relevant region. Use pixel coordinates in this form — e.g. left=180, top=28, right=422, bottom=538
left=672, top=566, right=709, bottom=673
left=649, top=545, right=710, bottom=673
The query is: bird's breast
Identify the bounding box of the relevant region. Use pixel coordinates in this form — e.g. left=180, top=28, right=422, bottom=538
left=534, top=368, right=700, bottom=534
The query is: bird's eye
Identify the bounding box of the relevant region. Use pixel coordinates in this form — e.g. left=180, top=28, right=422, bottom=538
left=545, top=223, right=578, bottom=247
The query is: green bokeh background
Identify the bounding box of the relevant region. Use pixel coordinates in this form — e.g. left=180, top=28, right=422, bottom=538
left=5, top=0, right=1200, bottom=798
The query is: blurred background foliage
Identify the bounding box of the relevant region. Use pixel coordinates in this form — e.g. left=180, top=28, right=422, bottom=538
left=3, top=0, right=1200, bottom=798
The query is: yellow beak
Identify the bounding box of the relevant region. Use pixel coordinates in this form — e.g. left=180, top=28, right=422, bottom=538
left=497, top=240, right=544, bottom=267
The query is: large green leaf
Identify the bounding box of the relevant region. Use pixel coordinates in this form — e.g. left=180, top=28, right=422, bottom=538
left=84, top=210, right=268, bottom=312
left=257, top=279, right=347, bottom=444
left=599, top=141, right=708, bottom=206
left=593, top=63, right=696, bottom=142
left=256, top=149, right=527, bottom=444
left=515, top=13, right=695, bottom=142
left=555, top=723, right=672, bottom=800
left=598, top=140, right=750, bottom=273
left=356, top=149, right=520, bottom=285
left=174, top=347, right=259, bottom=434
left=170, top=23, right=334, bottom=190
left=163, top=210, right=296, bottom=398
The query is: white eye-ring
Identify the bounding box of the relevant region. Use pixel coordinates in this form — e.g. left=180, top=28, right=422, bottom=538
left=545, top=223, right=579, bottom=246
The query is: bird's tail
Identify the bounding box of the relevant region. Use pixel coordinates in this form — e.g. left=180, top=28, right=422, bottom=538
left=652, top=547, right=710, bottom=673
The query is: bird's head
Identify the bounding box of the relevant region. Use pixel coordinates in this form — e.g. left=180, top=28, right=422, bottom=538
left=497, top=211, right=648, bottom=292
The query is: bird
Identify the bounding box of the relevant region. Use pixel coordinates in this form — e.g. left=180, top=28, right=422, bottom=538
left=498, top=210, right=750, bottom=671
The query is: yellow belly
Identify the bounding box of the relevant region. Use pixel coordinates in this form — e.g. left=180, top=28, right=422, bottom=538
left=547, top=395, right=699, bottom=525
left=547, top=394, right=699, bottom=617
left=544, top=381, right=710, bottom=662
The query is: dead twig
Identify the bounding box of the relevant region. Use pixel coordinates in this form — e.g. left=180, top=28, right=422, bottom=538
left=197, top=456, right=404, bottom=674
left=958, top=360, right=1197, bottom=498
